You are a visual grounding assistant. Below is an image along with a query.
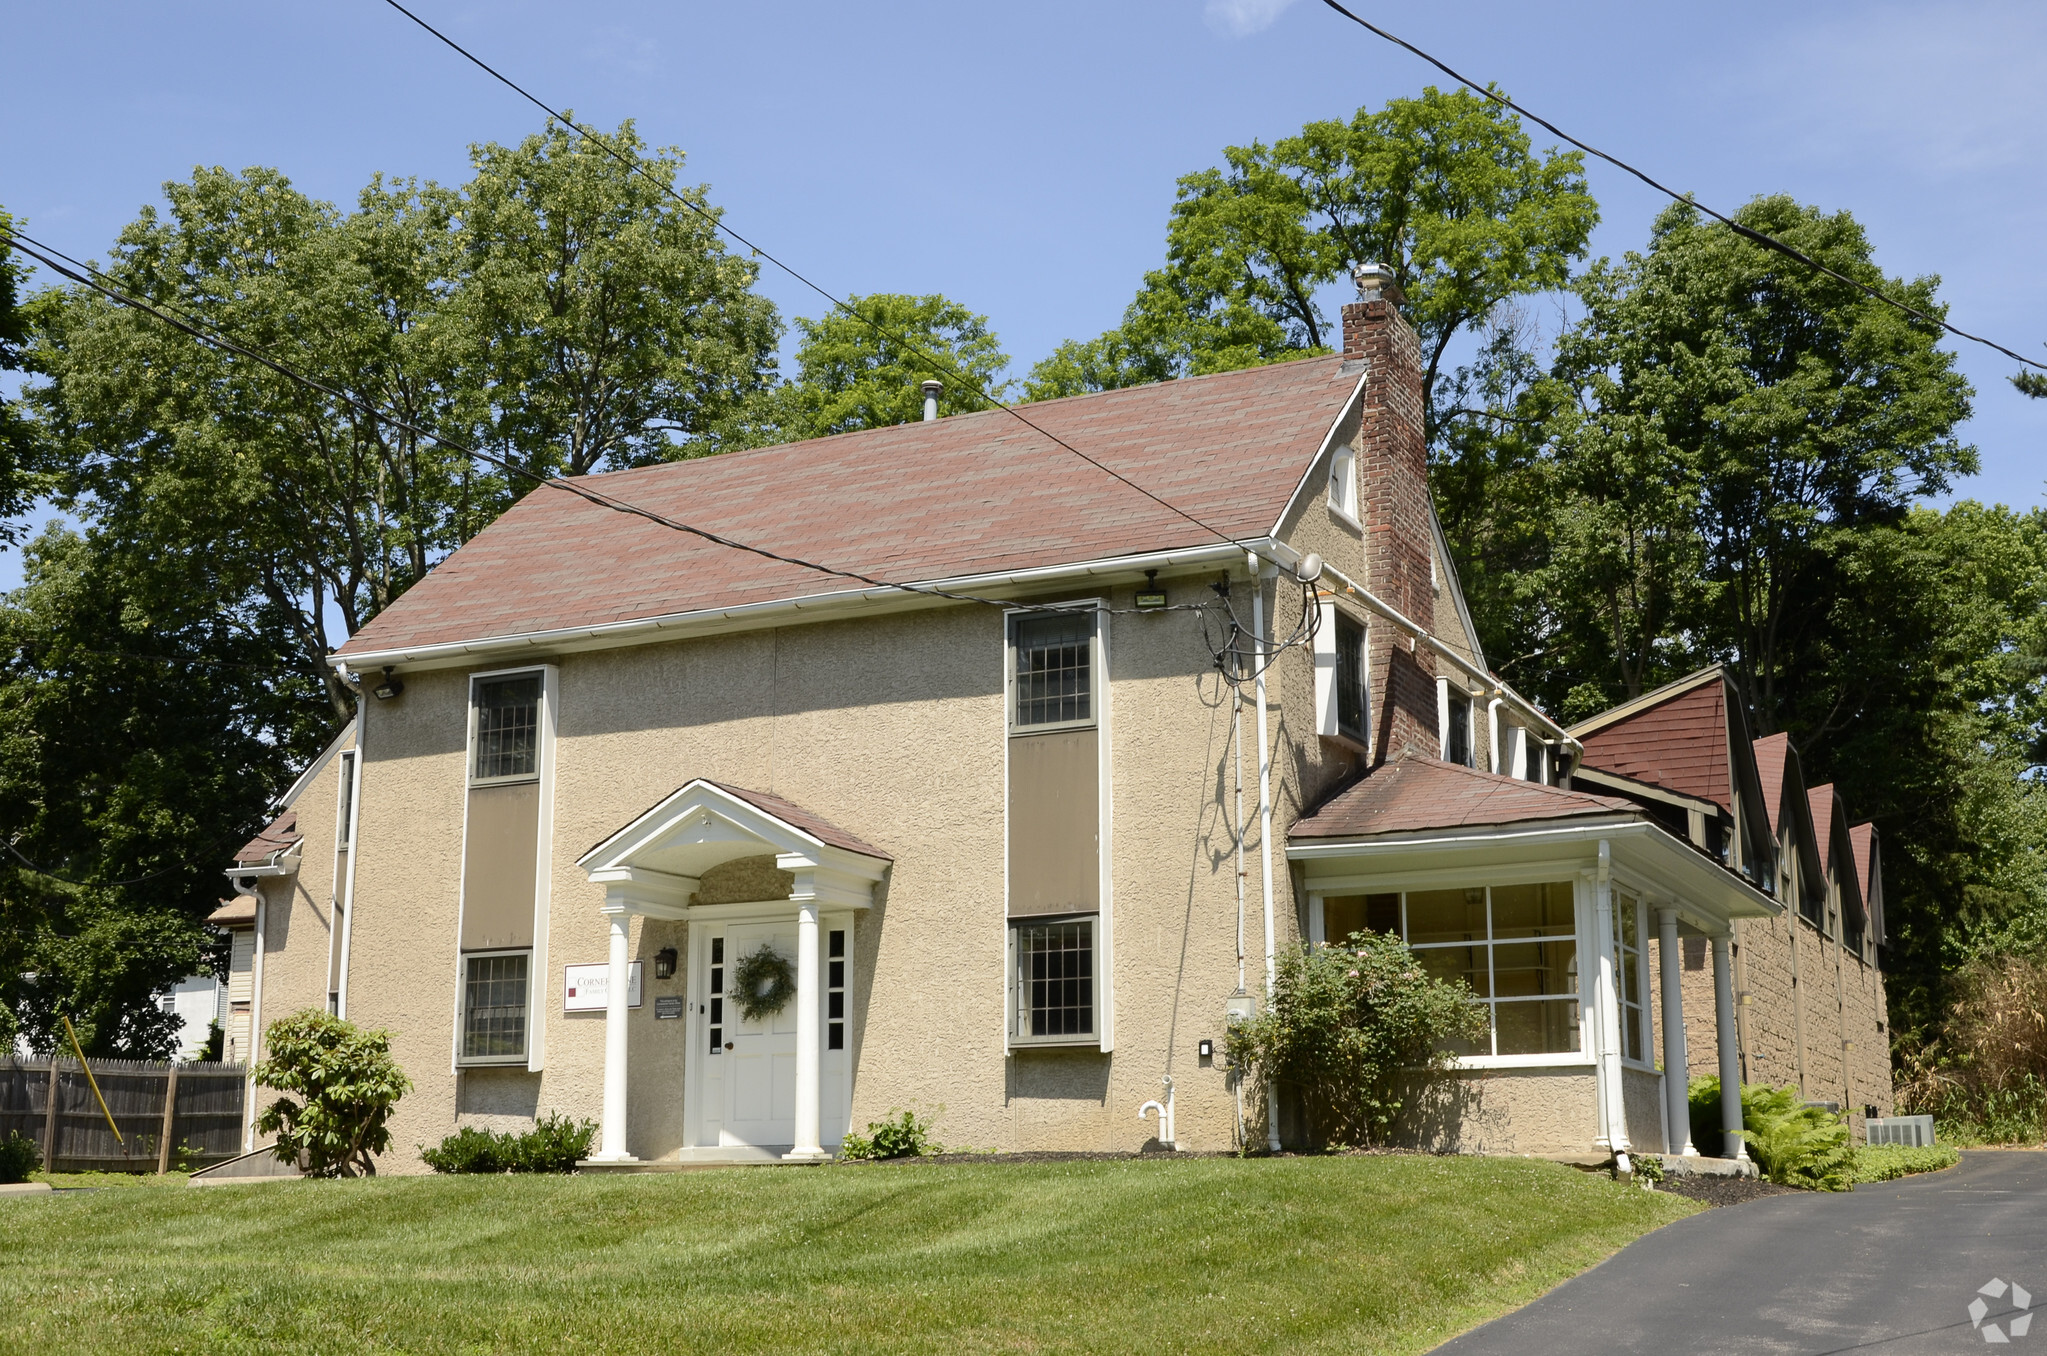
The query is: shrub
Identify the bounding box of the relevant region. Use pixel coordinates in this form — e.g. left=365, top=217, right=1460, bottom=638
left=254, top=1010, right=411, bottom=1178
left=1897, top=953, right=2047, bottom=1144
left=1849, top=1143, right=1959, bottom=1184
left=421, top=1113, right=597, bottom=1174
left=1225, top=931, right=1489, bottom=1148
left=839, top=1109, right=941, bottom=1160
left=0, top=1131, right=41, bottom=1184
left=1690, top=1076, right=1852, bottom=1190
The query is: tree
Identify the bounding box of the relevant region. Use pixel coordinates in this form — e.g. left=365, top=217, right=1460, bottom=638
left=1026, top=86, right=1599, bottom=430
left=739, top=292, right=1010, bottom=445
left=0, top=206, right=37, bottom=544
left=254, top=1010, right=411, bottom=1177
left=0, top=527, right=294, bottom=1057
left=449, top=118, right=781, bottom=475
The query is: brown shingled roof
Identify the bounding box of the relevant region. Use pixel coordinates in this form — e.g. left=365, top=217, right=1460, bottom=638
left=337, top=356, right=1357, bottom=659
left=1289, top=758, right=1641, bottom=840
left=706, top=782, right=891, bottom=861
left=1573, top=674, right=1732, bottom=811
left=1808, top=785, right=1839, bottom=874
left=1849, top=822, right=1878, bottom=908
left=234, top=810, right=300, bottom=866
left=1753, top=732, right=1792, bottom=836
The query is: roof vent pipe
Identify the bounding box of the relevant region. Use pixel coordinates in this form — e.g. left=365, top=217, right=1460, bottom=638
left=920, top=378, right=942, bottom=422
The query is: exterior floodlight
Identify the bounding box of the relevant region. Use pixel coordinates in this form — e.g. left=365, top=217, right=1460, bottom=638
left=372, top=666, right=405, bottom=701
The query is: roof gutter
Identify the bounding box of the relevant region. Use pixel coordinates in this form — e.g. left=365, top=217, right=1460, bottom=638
left=332, top=538, right=1269, bottom=675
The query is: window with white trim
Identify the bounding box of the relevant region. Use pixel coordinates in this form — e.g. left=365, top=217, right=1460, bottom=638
left=1010, top=916, right=1095, bottom=1045
left=1320, top=883, right=1580, bottom=1057
left=1328, top=446, right=1357, bottom=518
left=460, top=950, right=531, bottom=1063
left=1446, top=692, right=1473, bottom=767
left=471, top=673, right=543, bottom=782
left=1612, top=892, right=1647, bottom=1063
left=1335, top=614, right=1366, bottom=743
left=1010, top=612, right=1094, bottom=730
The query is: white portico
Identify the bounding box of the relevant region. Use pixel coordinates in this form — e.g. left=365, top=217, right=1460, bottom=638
left=575, top=780, right=890, bottom=1164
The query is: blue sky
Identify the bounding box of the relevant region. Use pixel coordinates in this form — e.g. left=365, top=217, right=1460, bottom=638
left=4, top=0, right=2043, bottom=590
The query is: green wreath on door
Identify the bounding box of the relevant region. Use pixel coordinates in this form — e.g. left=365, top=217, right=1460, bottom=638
left=731, top=944, right=797, bottom=1022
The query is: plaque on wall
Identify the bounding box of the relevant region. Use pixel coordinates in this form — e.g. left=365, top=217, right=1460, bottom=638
left=654, top=996, right=685, bottom=1020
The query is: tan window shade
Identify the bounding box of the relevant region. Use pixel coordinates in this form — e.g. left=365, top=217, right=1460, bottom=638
left=461, top=781, right=539, bottom=949
left=1006, top=727, right=1099, bottom=916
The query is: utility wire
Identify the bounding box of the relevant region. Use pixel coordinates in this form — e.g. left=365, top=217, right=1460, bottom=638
left=2, top=229, right=1246, bottom=627
left=376, top=0, right=1257, bottom=545
left=1, top=230, right=1099, bottom=617
left=1315, top=0, right=2047, bottom=374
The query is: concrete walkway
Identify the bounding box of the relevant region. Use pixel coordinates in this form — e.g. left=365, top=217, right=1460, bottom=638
left=1437, top=1150, right=2047, bottom=1354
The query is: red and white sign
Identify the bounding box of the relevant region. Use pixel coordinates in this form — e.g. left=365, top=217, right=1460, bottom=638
left=564, top=961, right=642, bottom=1012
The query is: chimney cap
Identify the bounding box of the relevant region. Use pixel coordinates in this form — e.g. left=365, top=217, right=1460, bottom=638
left=920, top=378, right=943, bottom=396
left=1354, top=262, right=1404, bottom=305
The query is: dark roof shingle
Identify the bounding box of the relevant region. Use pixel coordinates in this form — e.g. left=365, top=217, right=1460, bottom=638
left=1289, top=758, right=1641, bottom=840
left=234, top=810, right=300, bottom=866
left=338, top=357, right=1356, bottom=658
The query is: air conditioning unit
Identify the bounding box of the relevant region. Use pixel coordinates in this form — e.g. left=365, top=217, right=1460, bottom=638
left=1865, top=1115, right=1935, bottom=1148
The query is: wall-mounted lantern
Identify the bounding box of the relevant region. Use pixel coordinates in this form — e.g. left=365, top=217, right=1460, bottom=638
left=653, top=947, right=678, bottom=981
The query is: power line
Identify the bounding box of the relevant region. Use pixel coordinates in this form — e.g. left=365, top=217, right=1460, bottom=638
left=1315, top=0, right=2047, bottom=375
left=2, top=230, right=1249, bottom=631
left=376, top=0, right=1255, bottom=546
left=1, top=229, right=1085, bottom=618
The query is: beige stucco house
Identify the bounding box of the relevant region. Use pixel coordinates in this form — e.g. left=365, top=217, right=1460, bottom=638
left=218, top=265, right=1889, bottom=1170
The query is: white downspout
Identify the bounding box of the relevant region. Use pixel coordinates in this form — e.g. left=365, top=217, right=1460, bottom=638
left=1250, top=552, right=1280, bottom=1153
left=245, top=886, right=267, bottom=1152
left=1234, top=685, right=1246, bottom=995
left=336, top=732, right=364, bottom=1020
left=1487, top=696, right=1503, bottom=774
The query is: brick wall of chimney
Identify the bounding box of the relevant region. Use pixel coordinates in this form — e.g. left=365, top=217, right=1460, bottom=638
left=1344, top=291, right=1440, bottom=762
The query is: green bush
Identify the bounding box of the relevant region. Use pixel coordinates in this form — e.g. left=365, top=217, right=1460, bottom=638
left=1690, top=1076, right=1852, bottom=1190
left=253, top=1010, right=412, bottom=1178
left=0, top=1131, right=41, bottom=1184
left=839, top=1109, right=941, bottom=1160
left=1225, top=931, right=1489, bottom=1149
left=420, top=1112, right=597, bottom=1174
left=1849, top=1143, right=1960, bottom=1184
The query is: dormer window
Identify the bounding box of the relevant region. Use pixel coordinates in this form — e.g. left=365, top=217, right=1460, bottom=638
left=1328, top=446, right=1357, bottom=520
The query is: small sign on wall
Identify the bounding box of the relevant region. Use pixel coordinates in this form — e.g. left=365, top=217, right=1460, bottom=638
left=564, top=961, right=643, bottom=1012
left=654, top=996, right=685, bottom=1020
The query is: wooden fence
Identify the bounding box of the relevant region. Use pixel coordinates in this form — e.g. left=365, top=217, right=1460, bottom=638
left=0, top=1057, right=247, bottom=1173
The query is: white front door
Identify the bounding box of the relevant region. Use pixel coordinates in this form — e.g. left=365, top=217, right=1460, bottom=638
left=688, top=913, right=855, bottom=1153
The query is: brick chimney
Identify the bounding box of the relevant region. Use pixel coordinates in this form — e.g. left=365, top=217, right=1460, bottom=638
left=1343, top=262, right=1440, bottom=762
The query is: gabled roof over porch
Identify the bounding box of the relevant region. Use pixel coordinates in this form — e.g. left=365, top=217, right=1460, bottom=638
left=576, top=779, right=890, bottom=917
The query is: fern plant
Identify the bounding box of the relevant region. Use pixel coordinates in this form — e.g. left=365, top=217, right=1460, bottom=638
left=1690, top=1076, right=1853, bottom=1190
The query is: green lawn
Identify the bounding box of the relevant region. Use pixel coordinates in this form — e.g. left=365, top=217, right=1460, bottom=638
left=0, top=1155, right=1697, bottom=1355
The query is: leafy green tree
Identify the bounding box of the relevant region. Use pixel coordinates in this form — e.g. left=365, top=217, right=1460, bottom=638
left=741, top=292, right=1009, bottom=444
left=449, top=118, right=780, bottom=474
left=0, top=207, right=36, bottom=542
left=0, top=527, right=293, bottom=1057
left=254, top=1010, right=411, bottom=1177
left=1027, top=86, right=1598, bottom=428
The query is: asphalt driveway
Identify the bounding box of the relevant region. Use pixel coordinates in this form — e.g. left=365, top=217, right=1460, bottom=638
left=1436, top=1150, right=2047, bottom=1354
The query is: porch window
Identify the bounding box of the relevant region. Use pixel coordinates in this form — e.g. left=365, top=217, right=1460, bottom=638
left=460, top=950, right=530, bottom=1062
left=1611, top=892, right=1646, bottom=1063
left=472, top=673, right=543, bottom=781
left=1011, top=916, right=1095, bottom=1044
left=1322, top=882, right=1580, bottom=1057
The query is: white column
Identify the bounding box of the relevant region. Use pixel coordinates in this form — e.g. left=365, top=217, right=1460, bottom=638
left=592, top=908, right=636, bottom=1163
left=786, top=901, right=826, bottom=1160
left=1657, top=908, right=1697, bottom=1155
left=1592, top=842, right=1630, bottom=1153
left=1711, top=933, right=1748, bottom=1161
